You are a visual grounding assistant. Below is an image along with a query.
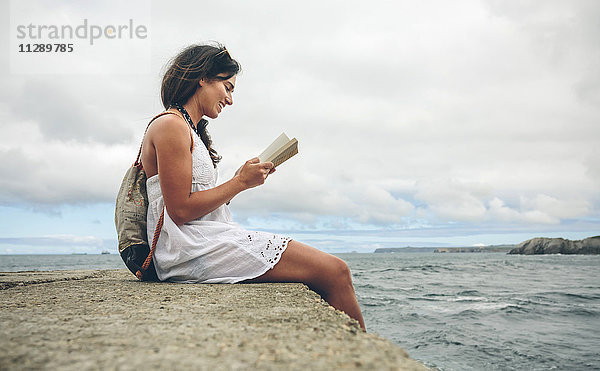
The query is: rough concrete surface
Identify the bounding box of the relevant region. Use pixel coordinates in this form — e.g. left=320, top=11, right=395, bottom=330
left=0, top=269, right=427, bottom=370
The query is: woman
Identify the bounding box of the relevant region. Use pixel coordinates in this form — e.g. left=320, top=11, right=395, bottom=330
left=141, top=43, right=365, bottom=330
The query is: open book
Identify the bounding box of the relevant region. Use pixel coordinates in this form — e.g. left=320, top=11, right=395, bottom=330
left=258, top=133, right=298, bottom=168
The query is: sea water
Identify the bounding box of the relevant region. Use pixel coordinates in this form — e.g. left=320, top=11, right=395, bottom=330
left=1, top=252, right=599, bottom=370
left=338, top=252, right=600, bottom=370
left=0, top=254, right=123, bottom=272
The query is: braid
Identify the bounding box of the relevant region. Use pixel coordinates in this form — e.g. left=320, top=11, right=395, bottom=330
left=197, top=119, right=221, bottom=168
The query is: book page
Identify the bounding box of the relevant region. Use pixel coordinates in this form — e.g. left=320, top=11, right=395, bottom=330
left=258, top=133, right=291, bottom=163
left=269, top=138, right=298, bottom=167
left=258, top=133, right=298, bottom=167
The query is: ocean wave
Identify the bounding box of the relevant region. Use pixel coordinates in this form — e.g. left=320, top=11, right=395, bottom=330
left=529, top=291, right=600, bottom=304
left=454, top=302, right=522, bottom=315
left=455, top=289, right=482, bottom=296
left=347, top=252, right=600, bottom=370
left=557, top=307, right=600, bottom=317
left=448, top=296, right=486, bottom=302
left=500, top=304, right=531, bottom=313
left=558, top=292, right=600, bottom=301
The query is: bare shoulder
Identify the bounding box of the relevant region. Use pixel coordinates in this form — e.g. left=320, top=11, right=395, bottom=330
left=147, top=112, right=191, bottom=146
left=141, top=112, right=191, bottom=177
left=148, top=112, right=187, bottom=135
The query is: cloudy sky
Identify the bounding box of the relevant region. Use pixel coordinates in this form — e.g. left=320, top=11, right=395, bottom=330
left=1, top=0, right=598, bottom=254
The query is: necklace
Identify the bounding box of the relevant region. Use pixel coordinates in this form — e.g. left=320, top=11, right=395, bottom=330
left=172, top=102, right=199, bottom=135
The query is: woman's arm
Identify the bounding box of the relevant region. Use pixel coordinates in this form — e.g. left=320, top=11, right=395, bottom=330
left=225, top=162, right=275, bottom=205
left=150, top=116, right=273, bottom=225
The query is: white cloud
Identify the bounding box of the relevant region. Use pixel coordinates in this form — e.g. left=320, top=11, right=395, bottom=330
left=487, top=194, right=591, bottom=225
left=488, top=197, right=557, bottom=225
left=414, top=179, right=491, bottom=222
left=0, top=0, right=598, bottom=242
left=521, top=194, right=590, bottom=221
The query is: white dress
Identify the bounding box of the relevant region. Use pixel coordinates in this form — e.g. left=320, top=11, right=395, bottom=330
left=146, top=129, right=291, bottom=283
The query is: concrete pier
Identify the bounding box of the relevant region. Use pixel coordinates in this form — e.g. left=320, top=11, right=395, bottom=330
left=0, top=269, right=427, bottom=370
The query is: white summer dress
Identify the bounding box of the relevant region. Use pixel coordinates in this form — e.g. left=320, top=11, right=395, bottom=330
left=146, top=127, right=291, bottom=283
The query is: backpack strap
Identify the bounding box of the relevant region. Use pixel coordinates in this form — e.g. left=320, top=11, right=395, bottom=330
left=134, top=110, right=193, bottom=168
left=136, top=207, right=164, bottom=280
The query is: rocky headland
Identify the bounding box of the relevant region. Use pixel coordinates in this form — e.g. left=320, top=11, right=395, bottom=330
left=508, top=236, right=600, bottom=255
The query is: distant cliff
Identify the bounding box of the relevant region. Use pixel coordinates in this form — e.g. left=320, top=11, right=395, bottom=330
left=373, top=246, right=514, bottom=253
left=508, top=236, right=600, bottom=255
left=434, top=245, right=514, bottom=253
left=374, top=247, right=436, bottom=253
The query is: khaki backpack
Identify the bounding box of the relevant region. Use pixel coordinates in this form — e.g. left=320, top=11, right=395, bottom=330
left=115, top=111, right=190, bottom=280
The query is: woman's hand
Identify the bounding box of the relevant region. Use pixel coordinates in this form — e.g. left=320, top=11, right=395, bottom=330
left=236, top=158, right=274, bottom=189
left=234, top=162, right=276, bottom=177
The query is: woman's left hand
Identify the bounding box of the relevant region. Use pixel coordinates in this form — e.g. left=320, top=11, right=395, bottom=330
left=234, top=162, right=276, bottom=178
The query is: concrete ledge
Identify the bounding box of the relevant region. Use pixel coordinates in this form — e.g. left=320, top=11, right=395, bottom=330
left=0, top=269, right=427, bottom=370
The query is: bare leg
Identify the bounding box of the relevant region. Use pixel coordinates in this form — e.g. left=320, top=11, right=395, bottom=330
left=245, top=240, right=366, bottom=330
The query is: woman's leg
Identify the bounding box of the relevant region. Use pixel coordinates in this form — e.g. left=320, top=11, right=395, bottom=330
left=246, top=240, right=365, bottom=330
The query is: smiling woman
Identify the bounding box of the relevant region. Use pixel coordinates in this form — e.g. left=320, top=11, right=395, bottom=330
left=138, top=43, right=365, bottom=329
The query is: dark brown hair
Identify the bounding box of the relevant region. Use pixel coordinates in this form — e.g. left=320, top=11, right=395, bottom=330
left=161, top=43, right=241, bottom=167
